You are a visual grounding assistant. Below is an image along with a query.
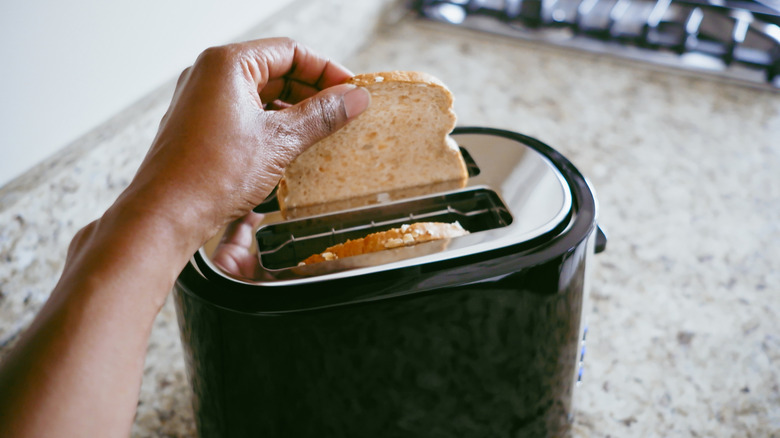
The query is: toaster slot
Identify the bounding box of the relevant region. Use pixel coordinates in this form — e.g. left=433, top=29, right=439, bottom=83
left=460, top=145, right=481, bottom=177
left=256, top=188, right=511, bottom=270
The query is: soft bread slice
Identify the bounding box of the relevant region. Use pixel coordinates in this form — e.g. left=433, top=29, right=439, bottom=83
left=298, top=222, right=468, bottom=266
left=277, top=71, right=468, bottom=219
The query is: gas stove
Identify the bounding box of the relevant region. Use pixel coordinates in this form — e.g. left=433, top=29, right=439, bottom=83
left=412, top=0, right=780, bottom=90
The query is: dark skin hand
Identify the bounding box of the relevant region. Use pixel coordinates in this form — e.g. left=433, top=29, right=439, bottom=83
left=212, top=211, right=266, bottom=279
left=0, top=37, right=369, bottom=437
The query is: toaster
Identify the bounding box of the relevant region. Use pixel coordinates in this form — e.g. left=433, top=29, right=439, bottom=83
left=174, top=127, right=607, bottom=437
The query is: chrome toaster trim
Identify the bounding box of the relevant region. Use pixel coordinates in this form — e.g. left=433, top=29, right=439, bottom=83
left=198, top=131, right=573, bottom=286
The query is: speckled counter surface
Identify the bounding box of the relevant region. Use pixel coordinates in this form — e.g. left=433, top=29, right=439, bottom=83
left=1, top=0, right=779, bottom=436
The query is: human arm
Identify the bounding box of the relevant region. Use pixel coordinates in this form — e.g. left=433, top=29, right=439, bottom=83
left=0, top=37, right=369, bottom=437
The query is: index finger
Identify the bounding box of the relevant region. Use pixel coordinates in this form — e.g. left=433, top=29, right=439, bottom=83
left=247, top=37, right=353, bottom=90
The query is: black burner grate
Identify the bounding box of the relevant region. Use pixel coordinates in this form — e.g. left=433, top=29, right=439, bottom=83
left=413, top=0, right=780, bottom=89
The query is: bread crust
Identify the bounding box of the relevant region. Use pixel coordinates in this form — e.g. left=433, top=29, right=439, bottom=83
left=298, top=222, right=468, bottom=265
left=346, top=71, right=449, bottom=92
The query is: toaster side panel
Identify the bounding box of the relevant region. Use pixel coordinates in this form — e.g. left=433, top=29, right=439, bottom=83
left=174, top=241, right=590, bottom=438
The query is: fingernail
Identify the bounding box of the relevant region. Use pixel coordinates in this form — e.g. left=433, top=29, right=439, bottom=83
left=343, top=86, right=370, bottom=120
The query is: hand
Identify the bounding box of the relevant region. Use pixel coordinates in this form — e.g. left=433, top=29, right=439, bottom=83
left=212, top=212, right=265, bottom=279
left=116, top=37, right=370, bottom=252
left=0, top=37, right=369, bottom=438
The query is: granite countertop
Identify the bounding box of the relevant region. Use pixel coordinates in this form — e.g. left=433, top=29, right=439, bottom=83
left=1, top=0, right=779, bottom=436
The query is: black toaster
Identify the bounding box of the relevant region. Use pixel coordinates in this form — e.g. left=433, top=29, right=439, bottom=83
left=174, top=127, right=607, bottom=437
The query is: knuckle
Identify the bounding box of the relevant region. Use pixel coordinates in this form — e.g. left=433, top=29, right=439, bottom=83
left=261, top=36, right=298, bottom=55
left=272, top=36, right=296, bottom=48
left=317, top=97, right=337, bottom=133
left=175, top=67, right=191, bottom=87
left=195, top=44, right=241, bottom=68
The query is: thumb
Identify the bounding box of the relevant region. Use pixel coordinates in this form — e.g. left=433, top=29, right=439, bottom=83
left=276, top=83, right=370, bottom=147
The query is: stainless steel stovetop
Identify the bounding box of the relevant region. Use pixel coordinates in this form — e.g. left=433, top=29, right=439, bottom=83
left=412, top=0, right=780, bottom=90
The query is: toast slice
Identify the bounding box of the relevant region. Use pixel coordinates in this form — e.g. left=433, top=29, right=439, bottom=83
left=298, top=222, right=468, bottom=266
left=277, top=71, right=468, bottom=219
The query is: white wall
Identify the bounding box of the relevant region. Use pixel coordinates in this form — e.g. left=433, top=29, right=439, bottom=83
left=0, top=0, right=294, bottom=188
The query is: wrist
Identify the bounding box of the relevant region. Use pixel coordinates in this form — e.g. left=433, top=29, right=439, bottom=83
left=111, top=182, right=220, bottom=253
left=104, top=197, right=203, bottom=274
left=54, top=195, right=202, bottom=314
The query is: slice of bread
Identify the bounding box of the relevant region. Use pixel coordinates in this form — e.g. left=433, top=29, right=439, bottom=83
left=277, top=71, right=468, bottom=219
left=298, top=222, right=468, bottom=266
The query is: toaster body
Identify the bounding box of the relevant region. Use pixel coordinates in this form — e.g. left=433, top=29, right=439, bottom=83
left=174, top=127, right=606, bottom=437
